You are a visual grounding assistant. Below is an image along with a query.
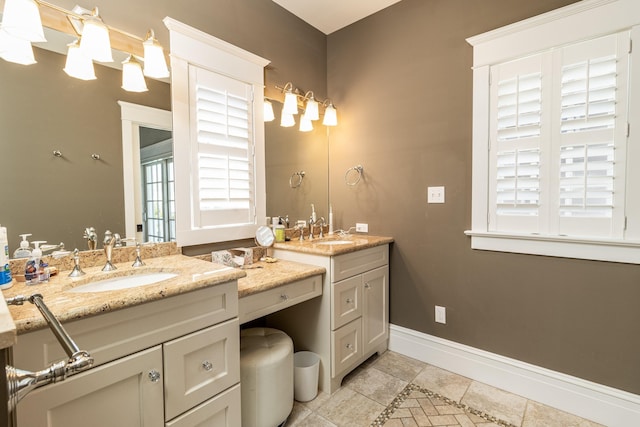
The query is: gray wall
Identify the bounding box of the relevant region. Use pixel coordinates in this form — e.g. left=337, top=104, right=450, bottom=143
left=327, top=0, right=640, bottom=395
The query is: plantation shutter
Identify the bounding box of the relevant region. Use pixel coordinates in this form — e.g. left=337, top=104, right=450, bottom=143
left=489, top=54, right=549, bottom=233
left=554, top=33, right=629, bottom=237
left=189, top=66, right=255, bottom=228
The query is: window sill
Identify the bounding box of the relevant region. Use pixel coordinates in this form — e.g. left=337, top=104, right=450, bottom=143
left=464, top=230, right=640, bottom=264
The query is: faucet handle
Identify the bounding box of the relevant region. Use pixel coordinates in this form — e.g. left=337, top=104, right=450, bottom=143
left=68, top=249, right=86, bottom=277
left=132, top=242, right=145, bottom=268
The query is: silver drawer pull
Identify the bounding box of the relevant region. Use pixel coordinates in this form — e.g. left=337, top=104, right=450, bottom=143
left=364, top=283, right=371, bottom=289
left=346, top=343, right=354, bottom=350
left=148, top=370, right=161, bottom=383
left=280, top=294, right=289, bottom=301
left=346, top=298, right=353, bottom=304
left=202, top=360, right=213, bottom=371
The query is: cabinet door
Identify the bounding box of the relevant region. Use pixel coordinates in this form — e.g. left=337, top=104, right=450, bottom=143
left=362, top=265, right=389, bottom=354
left=17, top=346, right=164, bottom=427
left=165, top=384, right=241, bottom=427
left=331, top=275, right=362, bottom=330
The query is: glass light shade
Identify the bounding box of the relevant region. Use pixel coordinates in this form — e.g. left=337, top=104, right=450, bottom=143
left=283, top=91, right=298, bottom=115
left=323, top=104, right=338, bottom=126
left=299, top=113, right=313, bottom=132
left=264, top=99, right=275, bottom=122
left=304, top=98, right=319, bottom=121
left=0, top=29, right=36, bottom=65
left=1, top=0, right=46, bottom=42
left=143, top=32, right=169, bottom=78
left=122, top=55, right=148, bottom=92
left=80, top=13, right=113, bottom=63
left=64, top=39, right=96, bottom=80
left=280, top=112, right=295, bottom=127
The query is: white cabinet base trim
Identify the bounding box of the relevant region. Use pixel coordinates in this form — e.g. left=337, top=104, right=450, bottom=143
left=389, top=324, right=640, bottom=427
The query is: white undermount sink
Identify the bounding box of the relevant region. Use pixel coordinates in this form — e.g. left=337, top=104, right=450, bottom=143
left=69, top=272, right=179, bottom=293
left=315, top=240, right=355, bottom=246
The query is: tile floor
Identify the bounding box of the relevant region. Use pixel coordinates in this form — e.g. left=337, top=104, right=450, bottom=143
left=283, top=351, right=604, bottom=427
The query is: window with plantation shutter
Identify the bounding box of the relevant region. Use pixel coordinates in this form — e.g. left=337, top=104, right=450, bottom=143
left=466, top=0, right=640, bottom=264
left=166, top=18, right=269, bottom=246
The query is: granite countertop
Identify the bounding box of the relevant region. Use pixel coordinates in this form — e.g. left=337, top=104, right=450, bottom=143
left=2, top=254, right=245, bottom=335
left=0, top=297, right=16, bottom=350
left=273, top=234, right=393, bottom=256
left=237, top=259, right=325, bottom=298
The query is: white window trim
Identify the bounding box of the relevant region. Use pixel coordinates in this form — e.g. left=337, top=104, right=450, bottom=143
left=164, top=17, right=270, bottom=246
left=466, top=0, right=640, bottom=264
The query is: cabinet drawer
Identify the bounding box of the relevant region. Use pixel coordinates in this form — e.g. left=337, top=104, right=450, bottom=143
left=331, top=245, right=388, bottom=282
left=331, top=275, right=362, bottom=330
left=239, top=275, right=322, bottom=324
left=163, top=319, right=240, bottom=420
left=165, top=383, right=241, bottom=427
left=331, top=318, right=362, bottom=377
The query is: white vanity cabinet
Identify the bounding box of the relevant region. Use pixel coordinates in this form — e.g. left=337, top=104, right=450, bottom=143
left=270, top=243, right=389, bottom=393
left=13, top=281, right=240, bottom=427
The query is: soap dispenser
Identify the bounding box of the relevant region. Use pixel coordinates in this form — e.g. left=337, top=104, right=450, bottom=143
left=13, top=233, right=32, bottom=258
left=25, top=241, right=45, bottom=285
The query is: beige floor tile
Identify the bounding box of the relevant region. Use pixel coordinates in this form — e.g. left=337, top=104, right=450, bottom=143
left=461, top=381, right=527, bottom=426
left=400, top=398, right=421, bottom=408
left=522, top=401, right=604, bottom=427
left=413, top=366, right=472, bottom=402
left=346, top=366, right=408, bottom=406
left=302, top=390, right=333, bottom=412
left=372, top=350, right=428, bottom=382
left=409, top=407, right=432, bottom=426
left=455, top=413, right=479, bottom=427
left=316, top=387, right=386, bottom=427
left=283, top=401, right=312, bottom=426
left=294, top=412, right=338, bottom=427
left=427, top=414, right=458, bottom=425
left=391, top=408, right=414, bottom=418
left=384, top=419, right=405, bottom=427
left=401, top=418, right=420, bottom=426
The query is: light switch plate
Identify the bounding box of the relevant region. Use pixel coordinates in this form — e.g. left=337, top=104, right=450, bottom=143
left=428, top=186, right=445, bottom=204
left=435, top=305, right=446, bottom=324
left=356, top=223, right=368, bottom=233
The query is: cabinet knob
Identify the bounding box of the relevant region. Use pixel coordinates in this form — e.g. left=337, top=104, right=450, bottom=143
left=346, top=343, right=354, bottom=350
left=280, top=294, right=289, bottom=301
left=364, top=283, right=371, bottom=289
left=202, top=360, right=213, bottom=371
left=148, top=370, right=161, bottom=383
left=346, top=298, right=353, bottom=304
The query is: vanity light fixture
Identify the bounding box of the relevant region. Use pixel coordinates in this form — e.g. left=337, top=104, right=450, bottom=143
left=0, top=29, right=36, bottom=64
left=282, top=82, right=299, bottom=115
left=322, top=100, right=338, bottom=126
left=302, top=91, right=319, bottom=121
left=299, top=111, right=313, bottom=132
left=64, top=38, right=96, bottom=80
left=121, top=54, right=148, bottom=92
left=142, top=29, right=169, bottom=78
left=264, top=99, right=275, bottom=122
left=280, top=112, right=295, bottom=127
left=78, top=7, right=112, bottom=63
left=0, top=0, right=46, bottom=42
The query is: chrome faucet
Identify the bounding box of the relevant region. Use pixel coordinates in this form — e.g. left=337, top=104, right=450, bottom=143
left=102, top=230, right=119, bottom=271
left=309, top=217, right=325, bottom=240
left=83, top=227, right=97, bottom=250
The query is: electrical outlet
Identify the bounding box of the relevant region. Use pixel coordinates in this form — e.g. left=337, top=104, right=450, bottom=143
left=427, top=186, right=445, bottom=204
left=435, top=305, right=446, bottom=324
left=356, top=223, right=368, bottom=233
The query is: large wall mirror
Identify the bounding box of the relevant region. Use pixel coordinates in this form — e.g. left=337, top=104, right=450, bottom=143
left=0, top=27, right=329, bottom=255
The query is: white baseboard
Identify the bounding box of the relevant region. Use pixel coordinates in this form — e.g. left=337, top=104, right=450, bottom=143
left=389, top=324, right=640, bottom=427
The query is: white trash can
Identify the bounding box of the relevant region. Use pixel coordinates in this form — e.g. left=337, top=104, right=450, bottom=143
left=293, top=351, right=320, bottom=402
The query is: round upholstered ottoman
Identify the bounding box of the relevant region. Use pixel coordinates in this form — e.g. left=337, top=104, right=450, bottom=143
left=240, top=327, right=294, bottom=427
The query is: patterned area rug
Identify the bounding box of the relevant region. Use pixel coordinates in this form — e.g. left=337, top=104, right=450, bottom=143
left=371, top=383, right=518, bottom=427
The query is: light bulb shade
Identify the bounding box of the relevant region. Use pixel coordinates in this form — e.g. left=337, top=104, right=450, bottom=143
left=299, top=113, right=313, bottom=132
left=64, top=39, right=96, bottom=80
left=80, top=13, right=113, bottom=63
left=264, top=99, right=275, bottom=122
left=1, top=0, right=46, bottom=42
left=122, top=55, right=148, bottom=92
left=304, top=98, right=319, bottom=121
left=0, top=29, right=36, bottom=65
left=283, top=91, right=298, bottom=115
left=143, top=32, right=169, bottom=78
left=323, top=104, right=338, bottom=126
left=280, top=112, right=295, bottom=127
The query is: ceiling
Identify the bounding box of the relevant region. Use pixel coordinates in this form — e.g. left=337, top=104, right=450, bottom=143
left=272, top=0, right=403, bottom=34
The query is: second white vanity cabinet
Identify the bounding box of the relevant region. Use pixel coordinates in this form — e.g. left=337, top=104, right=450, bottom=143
left=13, top=282, right=240, bottom=427
left=270, top=242, right=389, bottom=393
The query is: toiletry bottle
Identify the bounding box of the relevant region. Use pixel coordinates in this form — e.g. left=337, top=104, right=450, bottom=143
left=13, top=233, right=32, bottom=258
left=25, top=241, right=45, bottom=285
left=0, top=226, right=12, bottom=290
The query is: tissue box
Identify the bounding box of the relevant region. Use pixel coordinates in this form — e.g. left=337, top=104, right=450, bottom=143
left=212, top=248, right=254, bottom=267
